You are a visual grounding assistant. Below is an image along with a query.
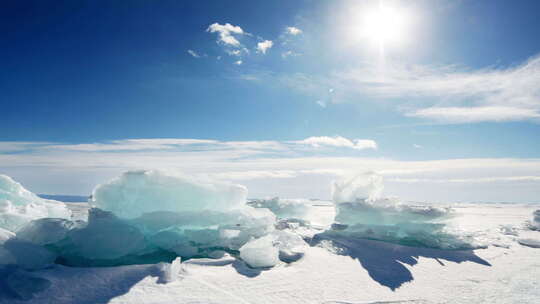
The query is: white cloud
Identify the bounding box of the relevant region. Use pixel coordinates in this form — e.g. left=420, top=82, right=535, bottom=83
left=187, top=49, right=200, bottom=58
left=389, top=176, right=540, bottom=183
left=256, top=40, right=273, bottom=54
left=407, top=106, right=540, bottom=123
left=210, top=170, right=297, bottom=181
left=2, top=139, right=540, bottom=202
left=281, top=55, right=540, bottom=123
left=234, top=60, right=243, bottom=65
left=285, top=26, right=302, bottom=35
left=296, top=136, right=377, bottom=150
left=0, top=142, right=52, bottom=153
left=413, top=144, right=423, bottom=149
left=206, top=23, right=245, bottom=47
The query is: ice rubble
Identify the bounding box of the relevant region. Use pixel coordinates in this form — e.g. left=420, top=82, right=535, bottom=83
left=248, top=197, right=317, bottom=222
left=530, top=209, right=540, bottom=230
left=1, top=171, right=306, bottom=269
left=0, top=174, right=71, bottom=232
left=0, top=169, right=494, bottom=273
left=0, top=175, right=70, bottom=270
left=0, top=227, right=56, bottom=270
left=239, top=234, right=279, bottom=268
left=239, top=230, right=307, bottom=268
left=328, top=172, right=477, bottom=249
left=155, top=257, right=183, bottom=283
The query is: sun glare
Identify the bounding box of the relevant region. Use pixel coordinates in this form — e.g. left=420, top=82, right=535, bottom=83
left=361, top=3, right=410, bottom=50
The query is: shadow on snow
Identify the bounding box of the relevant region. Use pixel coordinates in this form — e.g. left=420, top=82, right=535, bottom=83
left=311, top=232, right=491, bottom=291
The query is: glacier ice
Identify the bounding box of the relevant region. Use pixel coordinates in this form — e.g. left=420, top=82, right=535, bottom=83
left=0, top=174, right=71, bottom=232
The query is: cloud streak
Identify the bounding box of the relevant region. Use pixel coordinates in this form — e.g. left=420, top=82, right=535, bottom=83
left=295, top=136, right=377, bottom=150
left=1, top=138, right=539, bottom=202
left=279, top=55, right=540, bottom=123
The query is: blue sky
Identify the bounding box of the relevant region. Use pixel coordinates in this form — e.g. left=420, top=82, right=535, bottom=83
left=1, top=0, right=540, bottom=202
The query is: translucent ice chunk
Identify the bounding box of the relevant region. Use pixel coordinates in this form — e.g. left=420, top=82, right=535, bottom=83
left=530, top=209, right=540, bottom=230
left=329, top=172, right=474, bottom=249
left=91, top=170, right=248, bottom=219
left=0, top=237, right=56, bottom=270
left=17, top=218, right=81, bottom=245
left=58, top=208, right=146, bottom=261
left=155, top=257, right=182, bottom=283
left=239, top=235, right=279, bottom=268
left=0, top=175, right=71, bottom=232
left=332, top=172, right=383, bottom=203
left=248, top=197, right=317, bottom=222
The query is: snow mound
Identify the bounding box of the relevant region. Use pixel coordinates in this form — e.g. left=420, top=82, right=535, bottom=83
left=0, top=175, right=71, bottom=232
left=329, top=173, right=475, bottom=249
left=91, top=170, right=248, bottom=219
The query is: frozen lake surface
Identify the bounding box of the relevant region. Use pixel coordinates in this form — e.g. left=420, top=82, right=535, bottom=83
left=2, top=202, right=539, bottom=304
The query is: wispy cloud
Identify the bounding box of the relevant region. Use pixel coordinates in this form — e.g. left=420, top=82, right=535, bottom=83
left=407, top=106, right=540, bottom=123
left=187, top=49, right=201, bottom=58
left=256, top=40, right=273, bottom=54
left=281, top=50, right=301, bottom=59
left=1, top=139, right=539, bottom=201
left=279, top=55, right=540, bottom=123
left=389, top=176, right=540, bottom=183
left=295, top=136, right=377, bottom=150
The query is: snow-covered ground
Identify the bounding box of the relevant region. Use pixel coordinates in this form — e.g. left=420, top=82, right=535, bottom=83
left=3, top=202, right=539, bottom=304
left=1, top=171, right=539, bottom=303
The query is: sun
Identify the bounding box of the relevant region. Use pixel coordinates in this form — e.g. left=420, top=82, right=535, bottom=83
left=361, top=3, right=410, bottom=50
